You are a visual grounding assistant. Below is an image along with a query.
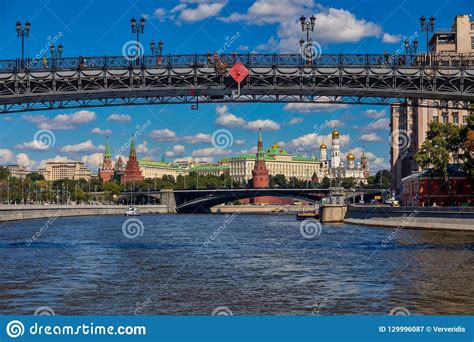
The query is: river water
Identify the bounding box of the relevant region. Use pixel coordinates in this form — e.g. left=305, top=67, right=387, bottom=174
left=0, top=214, right=473, bottom=315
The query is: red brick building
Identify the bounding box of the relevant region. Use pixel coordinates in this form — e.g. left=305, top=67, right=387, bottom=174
left=401, top=165, right=473, bottom=206
left=250, top=129, right=273, bottom=204
left=98, top=137, right=114, bottom=182
left=121, top=135, right=144, bottom=185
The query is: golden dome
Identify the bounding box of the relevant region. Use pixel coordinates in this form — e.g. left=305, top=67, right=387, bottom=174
left=332, top=128, right=340, bottom=139
left=320, top=143, right=327, bottom=149
left=347, top=152, right=355, bottom=161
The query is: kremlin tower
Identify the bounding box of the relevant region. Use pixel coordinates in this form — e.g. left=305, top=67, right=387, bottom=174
left=121, top=135, right=144, bottom=185
left=252, top=129, right=269, bottom=188
left=251, top=129, right=270, bottom=204
left=99, top=137, right=114, bottom=182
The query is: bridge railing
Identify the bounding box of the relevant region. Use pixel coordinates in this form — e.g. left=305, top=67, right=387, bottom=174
left=1, top=53, right=473, bottom=73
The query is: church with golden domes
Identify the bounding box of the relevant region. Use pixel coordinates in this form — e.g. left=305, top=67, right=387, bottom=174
left=317, top=128, right=369, bottom=184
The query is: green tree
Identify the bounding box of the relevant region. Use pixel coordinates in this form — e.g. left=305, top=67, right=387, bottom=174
left=415, top=121, right=463, bottom=202
left=0, top=167, right=10, bottom=180
left=373, top=170, right=391, bottom=189
left=103, top=182, right=122, bottom=203
left=272, top=174, right=287, bottom=188
left=460, top=110, right=474, bottom=180
left=26, top=172, right=45, bottom=182
left=321, top=176, right=330, bottom=188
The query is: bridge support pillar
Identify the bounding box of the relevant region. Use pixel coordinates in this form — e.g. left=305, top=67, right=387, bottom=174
left=320, top=204, right=348, bottom=223
left=160, top=189, right=177, bottom=213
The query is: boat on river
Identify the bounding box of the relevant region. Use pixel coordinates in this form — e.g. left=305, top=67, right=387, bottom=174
left=124, top=206, right=140, bottom=216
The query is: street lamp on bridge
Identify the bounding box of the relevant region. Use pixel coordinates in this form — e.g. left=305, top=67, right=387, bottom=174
left=150, top=40, right=164, bottom=64
left=419, top=15, right=435, bottom=54
left=49, top=43, right=63, bottom=69
left=404, top=39, right=418, bottom=62
left=130, top=17, right=146, bottom=59
left=299, top=14, right=316, bottom=44
left=16, top=20, right=30, bottom=69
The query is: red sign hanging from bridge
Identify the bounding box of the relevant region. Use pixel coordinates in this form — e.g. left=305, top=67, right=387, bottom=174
left=229, top=62, right=249, bottom=84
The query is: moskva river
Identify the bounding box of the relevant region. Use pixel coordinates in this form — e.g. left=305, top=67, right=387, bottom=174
left=0, top=214, right=473, bottom=315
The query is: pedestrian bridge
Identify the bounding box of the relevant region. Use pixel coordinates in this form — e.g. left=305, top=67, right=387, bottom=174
left=0, top=53, right=473, bottom=113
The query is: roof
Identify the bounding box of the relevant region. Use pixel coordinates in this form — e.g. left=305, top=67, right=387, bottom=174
left=232, top=153, right=318, bottom=163
left=139, top=160, right=182, bottom=170
left=419, top=164, right=467, bottom=178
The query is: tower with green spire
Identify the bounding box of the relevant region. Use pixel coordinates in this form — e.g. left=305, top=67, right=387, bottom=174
left=99, top=136, right=114, bottom=182
left=121, top=134, right=144, bottom=185
left=252, top=128, right=269, bottom=189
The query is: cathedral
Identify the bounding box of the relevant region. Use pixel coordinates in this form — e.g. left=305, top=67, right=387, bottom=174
left=318, top=128, right=369, bottom=184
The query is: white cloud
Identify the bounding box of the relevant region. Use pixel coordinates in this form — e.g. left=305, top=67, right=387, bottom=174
left=182, top=133, right=212, bottom=144
left=286, top=132, right=350, bottom=152
left=15, top=140, right=52, bottom=151
left=235, top=139, right=245, bottom=145
left=284, top=103, right=349, bottom=113
left=215, top=105, right=246, bottom=127
left=81, top=153, right=104, bottom=170
left=191, top=147, right=232, bottom=157
left=23, top=110, right=96, bottom=130
left=150, top=129, right=178, bottom=142
left=367, top=118, right=390, bottom=130
left=16, top=153, right=36, bottom=169
left=153, top=8, right=167, bottom=22
left=240, top=146, right=258, bottom=154
left=215, top=105, right=280, bottom=131
left=0, top=149, right=14, bottom=163
left=171, top=1, right=226, bottom=23
left=359, top=133, right=382, bottom=142
left=351, top=147, right=388, bottom=170
left=383, top=33, right=402, bottom=43
left=223, top=2, right=384, bottom=53
left=91, top=128, right=112, bottom=135
left=288, top=117, right=304, bottom=125
left=136, top=141, right=149, bottom=154
left=165, top=145, right=185, bottom=157
left=60, top=140, right=104, bottom=153
left=365, top=109, right=386, bottom=119
left=107, top=114, right=131, bottom=123
left=246, top=119, right=280, bottom=131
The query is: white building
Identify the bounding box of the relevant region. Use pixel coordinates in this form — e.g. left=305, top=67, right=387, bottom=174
left=37, top=162, right=92, bottom=181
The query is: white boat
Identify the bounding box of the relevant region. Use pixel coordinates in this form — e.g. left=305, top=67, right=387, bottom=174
left=124, top=206, right=140, bottom=216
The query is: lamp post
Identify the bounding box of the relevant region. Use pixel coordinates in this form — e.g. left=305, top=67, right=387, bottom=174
left=49, top=43, right=63, bottom=69
left=404, top=39, right=418, bottom=65
left=419, top=15, right=435, bottom=54
left=299, top=14, right=316, bottom=63
left=130, top=17, right=145, bottom=60
left=16, top=20, right=31, bottom=69
left=150, top=40, right=164, bottom=65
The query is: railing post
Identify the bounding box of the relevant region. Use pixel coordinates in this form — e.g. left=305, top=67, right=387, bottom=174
left=168, top=53, right=171, bottom=68
left=247, top=53, right=250, bottom=66
left=104, top=55, right=107, bottom=69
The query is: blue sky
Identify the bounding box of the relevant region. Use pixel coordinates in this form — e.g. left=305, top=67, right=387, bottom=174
left=0, top=0, right=472, bottom=172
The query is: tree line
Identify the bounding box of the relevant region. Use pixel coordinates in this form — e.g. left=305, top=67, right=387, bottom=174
left=0, top=169, right=390, bottom=204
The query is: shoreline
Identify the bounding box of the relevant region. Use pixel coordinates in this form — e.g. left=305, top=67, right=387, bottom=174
left=343, top=217, right=474, bottom=232
left=2, top=204, right=473, bottom=232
